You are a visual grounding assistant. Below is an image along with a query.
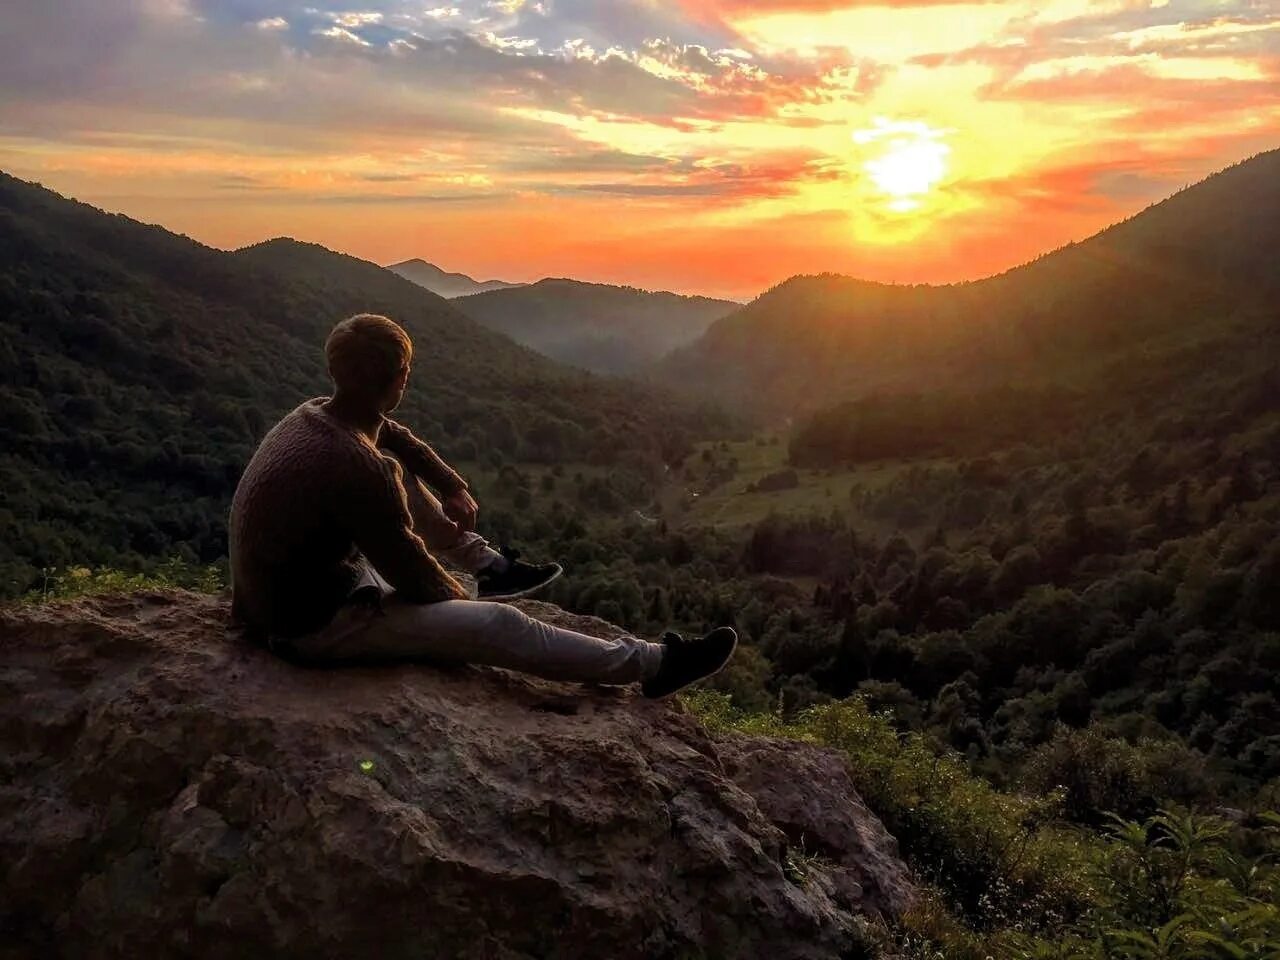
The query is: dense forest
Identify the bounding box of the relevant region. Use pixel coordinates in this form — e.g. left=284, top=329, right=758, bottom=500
left=475, top=370, right=1280, bottom=796
left=784, top=362, right=1280, bottom=790
left=452, top=277, right=737, bottom=376
left=0, top=172, right=730, bottom=596
left=745, top=203, right=1280, bottom=791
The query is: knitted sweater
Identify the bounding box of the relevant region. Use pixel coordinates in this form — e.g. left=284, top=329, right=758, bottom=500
left=229, top=398, right=467, bottom=638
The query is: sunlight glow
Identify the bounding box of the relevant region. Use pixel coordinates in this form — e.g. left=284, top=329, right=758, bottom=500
left=854, top=119, right=952, bottom=213
left=7, top=0, right=1275, bottom=296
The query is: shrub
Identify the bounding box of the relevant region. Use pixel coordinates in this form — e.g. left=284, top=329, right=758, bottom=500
left=1021, top=725, right=1216, bottom=826
left=685, top=691, right=1279, bottom=960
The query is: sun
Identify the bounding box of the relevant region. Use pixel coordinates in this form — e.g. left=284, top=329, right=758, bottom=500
left=854, top=119, right=952, bottom=213
left=865, top=139, right=949, bottom=211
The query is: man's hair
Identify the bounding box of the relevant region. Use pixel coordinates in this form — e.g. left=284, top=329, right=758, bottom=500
left=325, top=314, right=413, bottom=397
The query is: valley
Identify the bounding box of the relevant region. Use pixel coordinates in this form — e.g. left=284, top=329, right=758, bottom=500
left=452, top=278, right=738, bottom=375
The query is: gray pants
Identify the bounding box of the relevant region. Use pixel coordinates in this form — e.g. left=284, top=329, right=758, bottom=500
left=294, top=583, right=664, bottom=683
left=292, top=464, right=665, bottom=685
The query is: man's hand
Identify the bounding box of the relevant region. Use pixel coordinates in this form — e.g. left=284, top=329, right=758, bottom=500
left=442, top=488, right=479, bottom=532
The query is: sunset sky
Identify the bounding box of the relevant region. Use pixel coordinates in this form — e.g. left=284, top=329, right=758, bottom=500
left=2, top=0, right=1278, bottom=299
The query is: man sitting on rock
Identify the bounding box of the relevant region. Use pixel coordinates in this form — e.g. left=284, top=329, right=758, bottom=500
left=229, top=313, right=736, bottom=697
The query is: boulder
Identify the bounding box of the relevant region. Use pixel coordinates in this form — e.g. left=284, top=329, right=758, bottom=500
left=717, top=739, right=916, bottom=920
left=0, top=590, right=913, bottom=959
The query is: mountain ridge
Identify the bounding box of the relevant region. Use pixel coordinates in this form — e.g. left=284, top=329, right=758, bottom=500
left=0, top=171, right=727, bottom=593
left=453, top=277, right=739, bottom=376
left=387, top=257, right=523, bottom=298
left=660, top=148, right=1280, bottom=418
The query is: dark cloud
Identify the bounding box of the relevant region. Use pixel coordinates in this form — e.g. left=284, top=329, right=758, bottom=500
left=384, top=31, right=699, bottom=120
left=0, top=8, right=581, bottom=151
left=0, top=0, right=848, bottom=156
left=497, top=0, right=739, bottom=53
left=0, top=0, right=160, bottom=99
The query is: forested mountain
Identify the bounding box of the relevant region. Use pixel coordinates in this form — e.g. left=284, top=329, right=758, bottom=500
left=661, top=149, right=1280, bottom=418
left=453, top=278, right=738, bottom=375
left=762, top=326, right=1280, bottom=784
left=387, top=258, right=522, bottom=298
left=0, top=173, right=728, bottom=595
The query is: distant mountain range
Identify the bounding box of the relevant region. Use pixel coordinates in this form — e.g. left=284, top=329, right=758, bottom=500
left=0, top=174, right=726, bottom=592
left=387, top=258, right=523, bottom=298
left=453, top=278, right=739, bottom=376
left=660, top=149, right=1280, bottom=420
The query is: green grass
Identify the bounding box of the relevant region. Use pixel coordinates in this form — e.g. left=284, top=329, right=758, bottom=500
left=17, top=559, right=226, bottom=604
left=658, top=435, right=922, bottom=532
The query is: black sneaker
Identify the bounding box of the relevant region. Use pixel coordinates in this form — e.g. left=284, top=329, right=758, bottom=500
left=476, top=547, right=563, bottom=600
left=642, top=627, right=738, bottom=699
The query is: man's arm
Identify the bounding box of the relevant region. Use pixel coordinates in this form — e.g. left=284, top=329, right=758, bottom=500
left=378, top=417, right=467, bottom=496
left=350, top=455, right=468, bottom=603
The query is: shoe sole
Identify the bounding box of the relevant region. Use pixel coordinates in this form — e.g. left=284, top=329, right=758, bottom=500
left=477, top=564, right=563, bottom=601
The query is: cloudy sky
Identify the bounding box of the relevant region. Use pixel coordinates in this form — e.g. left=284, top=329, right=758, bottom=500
left=1, top=0, right=1277, bottom=298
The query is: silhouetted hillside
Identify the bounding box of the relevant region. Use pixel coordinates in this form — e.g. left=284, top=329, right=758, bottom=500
left=0, top=173, right=728, bottom=594
left=454, top=278, right=738, bottom=375
left=387, top=258, right=522, bottom=298
left=661, top=149, right=1280, bottom=418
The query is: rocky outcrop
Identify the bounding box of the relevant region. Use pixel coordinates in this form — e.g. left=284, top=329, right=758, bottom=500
left=718, top=740, right=916, bottom=920
left=1, top=590, right=914, bottom=959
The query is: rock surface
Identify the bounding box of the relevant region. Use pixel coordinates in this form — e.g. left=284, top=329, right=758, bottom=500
left=1, top=590, right=914, bottom=959
left=718, top=740, right=916, bottom=919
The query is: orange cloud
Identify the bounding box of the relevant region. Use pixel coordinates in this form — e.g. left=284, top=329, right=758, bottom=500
left=2, top=0, right=1276, bottom=298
